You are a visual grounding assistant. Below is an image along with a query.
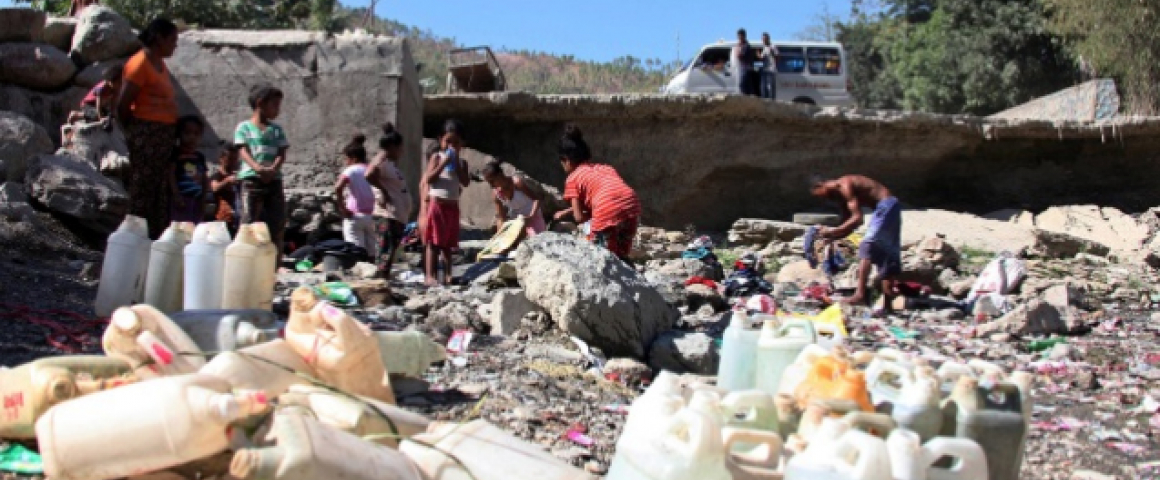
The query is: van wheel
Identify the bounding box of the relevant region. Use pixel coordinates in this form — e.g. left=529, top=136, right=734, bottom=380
left=792, top=97, right=816, bottom=106
left=793, top=213, right=841, bottom=226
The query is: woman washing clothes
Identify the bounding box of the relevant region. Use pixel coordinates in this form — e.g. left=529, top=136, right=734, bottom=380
left=553, top=124, right=641, bottom=261
left=481, top=160, right=545, bottom=238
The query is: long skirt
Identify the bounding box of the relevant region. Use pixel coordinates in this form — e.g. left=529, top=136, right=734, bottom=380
left=124, top=119, right=174, bottom=239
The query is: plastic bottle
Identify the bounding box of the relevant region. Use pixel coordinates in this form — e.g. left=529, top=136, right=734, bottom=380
left=200, top=339, right=315, bottom=397
left=94, top=215, right=153, bottom=317
left=222, top=224, right=262, bottom=309
left=102, top=305, right=206, bottom=378
left=870, top=363, right=943, bottom=441
left=718, top=308, right=760, bottom=391
left=941, top=376, right=1027, bottom=480
left=143, top=222, right=193, bottom=313
left=0, top=356, right=136, bottom=439
left=401, top=420, right=596, bottom=480
left=1025, top=337, right=1067, bottom=352
left=37, top=374, right=268, bottom=480
left=723, top=427, right=784, bottom=480
left=277, top=384, right=430, bottom=448
left=886, top=429, right=987, bottom=480
left=231, top=408, right=423, bottom=480
left=170, top=309, right=279, bottom=353
left=755, top=319, right=817, bottom=397
left=606, top=408, right=730, bottom=480
left=785, top=428, right=892, bottom=480
left=250, top=222, right=278, bottom=311
left=185, top=222, right=231, bottom=310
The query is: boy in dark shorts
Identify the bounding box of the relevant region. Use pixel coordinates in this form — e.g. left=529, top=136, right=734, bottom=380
left=235, top=84, right=289, bottom=267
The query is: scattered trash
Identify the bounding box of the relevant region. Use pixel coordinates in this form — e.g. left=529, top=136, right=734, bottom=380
left=0, top=443, right=42, bottom=475
left=312, top=282, right=359, bottom=307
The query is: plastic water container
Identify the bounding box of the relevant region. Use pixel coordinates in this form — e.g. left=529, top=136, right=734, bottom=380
left=37, top=374, right=268, bottom=480
left=789, top=409, right=845, bottom=454
left=718, top=309, right=760, bottom=392
left=184, top=222, right=231, bottom=310
left=723, top=427, right=784, bottom=480
left=401, top=420, right=597, bottom=480
left=942, top=376, right=1027, bottom=480
left=0, top=356, right=136, bottom=439
left=170, top=309, right=279, bottom=353
left=721, top=390, right=778, bottom=433
left=784, top=428, right=891, bottom=480
left=606, top=407, right=730, bottom=480
left=278, top=384, right=431, bottom=448
left=143, top=222, right=193, bottom=313
left=775, top=393, right=802, bottom=439
left=870, top=363, right=942, bottom=441
left=374, top=331, right=448, bottom=378
left=250, top=222, right=279, bottom=311
left=935, top=361, right=976, bottom=398
left=222, top=224, right=262, bottom=309
left=231, top=408, right=423, bottom=480
left=755, top=319, right=817, bottom=397
left=284, top=287, right=395, bottom=404
left=102, top=305, right=206, bottom=378
left=94, top=215, right=152, bottom=317
left=200, top=339, right=315, bottom=397
left=967, top=359, right=1007, bottom=379
left=619, top=371, right=686, bottom=448
left=794, top=350, right=872, bottom=412
left=886, top=429, right=987, bottom=480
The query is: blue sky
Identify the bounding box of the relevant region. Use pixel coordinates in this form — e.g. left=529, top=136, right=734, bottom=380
left=2, top=0, right=851, bottom=62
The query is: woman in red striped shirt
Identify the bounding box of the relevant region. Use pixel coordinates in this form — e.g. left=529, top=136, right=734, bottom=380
left=554, top=125, right=641, bottom=260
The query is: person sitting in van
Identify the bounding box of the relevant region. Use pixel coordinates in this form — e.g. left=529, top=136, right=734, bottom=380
left=732, top=29, right=759, bottom=96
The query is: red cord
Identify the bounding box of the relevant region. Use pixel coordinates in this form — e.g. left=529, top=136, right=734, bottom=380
left=0, top=303, right=108, bottom=354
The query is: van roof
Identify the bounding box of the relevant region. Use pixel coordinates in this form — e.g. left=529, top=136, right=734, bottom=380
left=705, top=40, right=842, bottom=48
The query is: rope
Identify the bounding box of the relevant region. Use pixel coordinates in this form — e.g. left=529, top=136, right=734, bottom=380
left=0, top=303, right=107, bottom=354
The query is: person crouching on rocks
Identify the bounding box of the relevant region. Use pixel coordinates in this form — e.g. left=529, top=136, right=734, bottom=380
left=810, top=174, right=902, bottom=314
left=554, top=124, right=641, bottom=262
left=420, top=119, right=470, bottom=287
left=482, top=159, right=545, bottom=238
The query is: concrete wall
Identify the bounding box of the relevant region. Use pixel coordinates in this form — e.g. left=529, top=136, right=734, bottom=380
left=991, top=79, right=1120, bottom=122
left=425, top=93, right=1160, bottom=230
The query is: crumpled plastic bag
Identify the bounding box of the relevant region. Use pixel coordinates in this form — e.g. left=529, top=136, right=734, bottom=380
left=313, top=282, right=359, bottom=307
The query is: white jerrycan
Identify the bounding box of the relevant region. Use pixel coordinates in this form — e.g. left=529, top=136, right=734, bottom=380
left=144, top=222, right=193, bottom=313
left=94, top=215, right=152, bottom=317
left=756, top=319, right=818, bottom=397
left=250, top=222, right=279, bottom=311
left=222, top=224, right=262, bottom=309
left=871, top=362, right=943, bottom=441
left=401, top=420, right=596, bottom=480
left=185, top=222, right=231, bottom=310
left=277, top=384, right=431, bottom=448
left=606, top=408, right=731, bottom=480
left=785, top=428, right=892, bottom=480
left=619, top=371, right=685, bottom=445
left=718, top=308, right=760, bottom=392
left=722, top=390, right=778, bottom=433
left=103, top=305, right=206, bottom=378
left=199, top=339, right=316, bottom=397
left=887, top=429, right=987, bottom=480
left=777, top=343, right=830, bottom=397
left=966, top=359, right=1007, bottom=380
left=723, top=427, right=784, bottom=480
left=935, top=361, right=976, bottom=396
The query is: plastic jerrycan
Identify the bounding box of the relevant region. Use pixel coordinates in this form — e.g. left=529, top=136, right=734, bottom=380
left=723, top=427, right=784, bottom=480
left=200, top=339, right=316, bottom=397
left=250, top=222, right=278, bottom=311
left=401, top=420, right=597, bottom=480
left=777, top=344, right=830, bottom=397
left=620, top=371, right=685, bottom=444
left=794, top=348, right=863, bottom=410
left=144, top=222, right=193, bottom=313
left=606, top=408, right=731, bottom=480
left=755, top=319, right=818, bottom=397
left=718, top=308, right=760, bottom=392
left=36, top=374, right=269, bottom=480
left=789, top=408, right=844, bottom=454
left=283, top=287, right=395, bottom=404
left=871, top=363, right=942, bottom=441
left=94, top=215, right=153, bottom=317
left=375, top=331, right=449, bottom=378
left=231, top=408, right=423, bottom=480
left=102, top=305, right=206, bottom=378
left=277, top=384, right=430, bottom=448
left=0, top=356, right=136, bottom=439
left=935, top=361, right=976, bottom=398
left=942, top=376, right=1027, bottom=480
left=185, top=221, right=232, bottom=310
left=887, top=429, right=987, bottom=480
left=170, top=309, right=280, bottom=352
left=722, top=390, right=779, bottom=433
left=967, top=359, right=1007, bottom=380
left=222, top=224, right=262, bottom=309
left=785, top=428, right=892, bottom=480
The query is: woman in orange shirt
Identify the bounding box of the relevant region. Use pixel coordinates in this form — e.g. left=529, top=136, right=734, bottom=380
left=116, top=19, right=180, bottom=239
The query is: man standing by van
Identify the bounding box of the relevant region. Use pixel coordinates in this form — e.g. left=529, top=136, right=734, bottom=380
left=760, top=33, right=779, bottom=100
left=733, top=29, right=758, bottom=96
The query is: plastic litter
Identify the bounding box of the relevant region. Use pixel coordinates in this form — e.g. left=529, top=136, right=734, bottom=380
left=0, top=443, right=42, bottom=475
left=312, top=282, right=359, bottom=307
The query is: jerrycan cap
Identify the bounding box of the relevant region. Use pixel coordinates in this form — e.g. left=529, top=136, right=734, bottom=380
left=110, top=308, right=142, bottom=334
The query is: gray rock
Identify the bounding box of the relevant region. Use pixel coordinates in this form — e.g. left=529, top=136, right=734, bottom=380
left=71, top=6, right=140, bottom=64
left=0, top=8, right=45, bottom=42
left=977, top=299, right=1076, bottom=336
left=648, top=331, right=720, bottom=375
left=43, top=17, right=77, bottom=52
left=727, top=218, right=808, bottom=246
left=513, top=233, right=676, bottom=358
left=489, top=289, right=545, bottom=336
left=0, top=112, right=54, bottom=182
left=23, top=152, right=128, bottom=232
left=657, top=258, right=720, bottom=281
left=643, top=270, right=685, bottom=306
left=61, top=120, right=129, bottom=174
left=0, top=182, right=28, bottom=206
left=0, top=84, right=87, bottom=149
left=686, top=284, right=727, bottom=313
left=426, top=302, right=487, bottom=340
left=74, top=57, right=128, bottom=89
left=0, top=43, right=77, bottom=91
left=1032, top=229, right=1110, bottom=259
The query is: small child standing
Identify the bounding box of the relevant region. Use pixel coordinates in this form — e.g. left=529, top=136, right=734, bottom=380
left=420, top=119, right=470, bottom=286
left=235, top=84, right=289, bottom=267
left=210, top=142, right=241, bottom=233
left=171, top=115, right=208, bottom=224
left=366, top=122, right=411, bottom=279
left=335, top=135, right=389, bottom=260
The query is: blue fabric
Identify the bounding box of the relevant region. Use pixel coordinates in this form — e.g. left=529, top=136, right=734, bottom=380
left=859, top=196, right=903, bottom=276
left=804, top=226, right=820, bottom=268
left=173, top=151, right=207, bottom=198
left=683, top=247, right=712, bottom=260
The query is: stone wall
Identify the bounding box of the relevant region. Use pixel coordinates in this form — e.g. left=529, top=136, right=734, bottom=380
left=425, top=93, right=1160, bottom=230
left=990, top=79, right=1120, bottom=122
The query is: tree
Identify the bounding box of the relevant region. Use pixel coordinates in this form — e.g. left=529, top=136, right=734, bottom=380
left=795, top=2, right=841, bottom=42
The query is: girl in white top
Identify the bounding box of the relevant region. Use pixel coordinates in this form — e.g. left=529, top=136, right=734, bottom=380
left=366, top=122, right=411, bottom=278
left=334, top=135, right=389, bottom=260
left=482, top=160, right=546, bottom=237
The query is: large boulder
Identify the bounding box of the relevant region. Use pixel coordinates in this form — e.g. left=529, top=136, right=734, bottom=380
left=23, top=152, right=128, bottom=232
left=776, top=259, right=828, bottom=286
left=0, top=84, right=88, bottom=149
left=728, top=219, right=808, bottom=247
left=74, top=58, right=129, bottom=89
left=648, top=331, right=720, bottom=375
left=488, top=289, right=545, bottom=336
left=0, top=8, right=45, bottom=42
left=71, top=6, right=140, bottom=65
left=62, top=120, right=130, bottom=174
left=43, top=17, right=77, bottom=52
left=1035, top=205, right=1150, bottom=255
left=0, top=43, right=77, bottom=91
left=0, top=112, right=54, bottom=183
left=902, top=209, right=1037, bottom=255
left=1031, top=229, right=1111, bottom=259
left=513, top=233, right=676, bottom=358
left=976, top=299, right=1085, bottom=336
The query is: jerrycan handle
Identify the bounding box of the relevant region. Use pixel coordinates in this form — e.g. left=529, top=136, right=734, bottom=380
left=777, top=318, right=817, bottom=343
left=923, top=437, right=988, bottom=480
left=843, top=411, right=896, bottom=438
left=872, top=361, right=913, bottom=391
left=830, top=429, right=887, bottom=479
left=661, top=409, right=720, bottom=459
left=980, top=382, right=1024, bottom=412
left=723, top=427, right=783, bottom=469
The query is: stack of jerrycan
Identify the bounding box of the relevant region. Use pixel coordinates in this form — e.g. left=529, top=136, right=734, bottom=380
left=144, top=222, right=195, bottom=313
left=102, top=304, right=206, bottom=378
left=185, top=222, right=232, bottom=310
left=0, top=356, right=136, bottom=439
left=941, top=370, right=1032, bottom=480
left=401, top=419, right=597, bottom=480
left=94, top=215, right=152, bottom=317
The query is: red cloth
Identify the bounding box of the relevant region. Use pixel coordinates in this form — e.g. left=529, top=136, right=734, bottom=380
left=422, top=201, right=460, bottom=248
left=564, top=163, right=641, bottom=232
left=684, top=276, right=719, bottom=290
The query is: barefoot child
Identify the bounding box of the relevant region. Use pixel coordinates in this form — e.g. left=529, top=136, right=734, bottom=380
left=334, top=135, right=389, bottom=260
left=210, top=142, right=241, bottom=233
left=170, top=115, right=208, bottom=223
left=366, top=122, right=411, bottom=279
left=235, top=84, right=289, bottom=267
left=482, top=159, right=545, bottom=237
left=553, top=125, right=641, bottom=261
left=420, top=119, right=470, bottom=286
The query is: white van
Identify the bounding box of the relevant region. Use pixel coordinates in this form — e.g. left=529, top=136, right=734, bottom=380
left=663, top=40, right=854, bottom=107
